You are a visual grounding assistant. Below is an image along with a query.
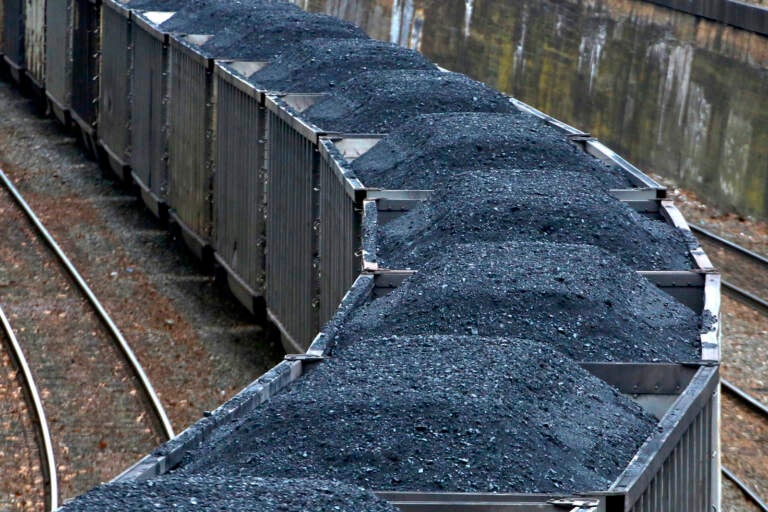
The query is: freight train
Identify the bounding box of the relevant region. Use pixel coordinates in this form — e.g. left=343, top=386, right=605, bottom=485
left=0, top=1, right=721, bottom=510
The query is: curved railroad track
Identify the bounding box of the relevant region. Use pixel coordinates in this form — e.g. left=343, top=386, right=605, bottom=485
left=690, top=224, right=768, bottom=511
left=0, top=168, right=174, bottom=506
left=0, top=304, right=57, bottom=511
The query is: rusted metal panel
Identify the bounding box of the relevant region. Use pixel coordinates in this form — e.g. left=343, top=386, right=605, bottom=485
left=23, top=0, right=45, bottom=87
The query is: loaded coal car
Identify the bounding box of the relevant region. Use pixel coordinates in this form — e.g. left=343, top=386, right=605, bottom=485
left=127, top=1, right=306, bottom=221
left=304, top=109, right=712, bottom=355
left=230, top=39, right=438, bottom=348
left=125, top=1, right=368, bottom=255
left=163, top=7, right=368, bottom=263
left=99, top=0, right=193, bottom=180
left=107, top=240, right=720, bottom=510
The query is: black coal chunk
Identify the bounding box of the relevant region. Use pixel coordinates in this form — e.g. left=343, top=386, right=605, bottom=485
left=158, top=0, right=298, bottom=34
left=350, top=112, right=634, bottom=190
left=301, top=69, right=515, bottom=133
left=58, top=476, right=398, bottom=512
left=178, top=335, right=656, bottom=493
left=249, top=38, right=437, bottom=93
left=342, top=242, right=701, bottom=362
left=376, top=170, right=697, bottom=271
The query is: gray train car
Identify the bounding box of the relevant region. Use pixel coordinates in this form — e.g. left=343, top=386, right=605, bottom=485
left=98, top=0, right=191, bottom=181
left=166, top=35, right=218, bottom=262
left=70, top=0, right=101, bottom=157
left=98, top=0, right=133, bottom=180
left=2, top=0, right=24, bottom=82
left=1, top=0, right=45, bottom=97
left=23, top=0, right=46, bottom=92
left=130, top=10, right=174, bottom=218
left=212, top=61, right=269, bottom=314
left=45, top=0, right=74, bottom=126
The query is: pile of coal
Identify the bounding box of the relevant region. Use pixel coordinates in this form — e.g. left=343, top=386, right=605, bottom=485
left=199, top=10, right=368, bottom=59
left=249, top=38, right=436, bottom=93
left=376, top=170, right=697, bottom=270
left=350, top=112, right=634, bottom=190
left=302, top=69, right=515, bottom=133
left=341, top=241, right=702, bottom=362
left=158, top=0, right=297, bottom=33
left=177, top=335, right=656, bottom=493
left=58, top=476, right=398, bottom=512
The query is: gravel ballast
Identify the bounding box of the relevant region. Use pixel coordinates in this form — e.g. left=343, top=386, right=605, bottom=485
left=376, top=170, right=697, bottom=270
left=342, top=242, right=702, bottom=362
left=249, top=38, right=436, bottom=93
left=59, top=476, right=398, bottom=512
left=178, top=335, right=656, bottom=493
left=350, top=112, right=635, bottom=190
left=301, top=69, right=515, bottom=133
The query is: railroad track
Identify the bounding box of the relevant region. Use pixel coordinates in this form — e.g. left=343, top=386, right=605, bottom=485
left=690, top=223, right=768, bottom=511
left=690, top=224, right=768, bottom=314
left=0, top=168, right=174, bottom=507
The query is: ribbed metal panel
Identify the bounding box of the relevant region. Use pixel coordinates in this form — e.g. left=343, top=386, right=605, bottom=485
left=71, top=0, right=100, bottom=128
left=3, top=0, right=24, bottom=66
left=23, top=0, right=45, bottom=85
left=318, top=155, right=362, bottom=326
left=628, top=394, right=715, bottom=512
left=266, top=110, right=319, bottom=351
left=595, top=364, right=721, bottom=512
left=130, top=25, right=167, bottom=199
left=44, top=0, right=72, bottom=114
left=99, top=2, right=131, bottom=165
left=168, top=43, right=212, bottom=241
left=214, top=73, right=267, bottom=298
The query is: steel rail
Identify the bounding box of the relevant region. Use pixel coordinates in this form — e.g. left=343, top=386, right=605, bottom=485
left=722, top=466, right=768, bottom=512
left=690, top=224, right=768, bottom=267
left=722, top=378, right=768, bottom=420
left=0, top=305, right=58, bottom=511
left=721, top=380, right=768, bottom=510
left=0, top=168, right=175, bottom=440
left=723, top=281, right=768, bottom=315
left=688, top=223, right=768, bottom=313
